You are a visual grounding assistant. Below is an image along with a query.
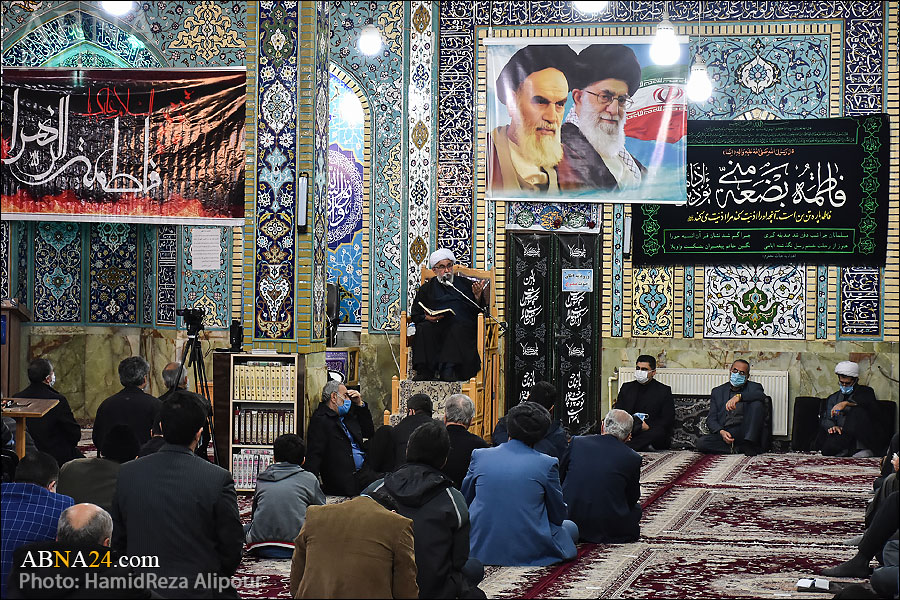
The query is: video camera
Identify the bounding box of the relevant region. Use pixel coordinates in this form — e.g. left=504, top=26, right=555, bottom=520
left=176, top=307, right=205, bottom=335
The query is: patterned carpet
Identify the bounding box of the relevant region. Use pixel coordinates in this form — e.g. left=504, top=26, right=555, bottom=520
left=77, top=431, right=881, bottom=598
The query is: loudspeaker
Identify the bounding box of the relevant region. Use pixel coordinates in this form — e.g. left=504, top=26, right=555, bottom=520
left=229, top=319, right=243, bottom=351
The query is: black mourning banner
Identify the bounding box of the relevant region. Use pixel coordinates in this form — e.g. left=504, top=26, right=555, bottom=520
left=633, top=115, right=889, bottom=265
left=1, top=68, right=246, bottom=225
left=507, top=234, right=551, bottom=411
left=555, top=234, right=597, bottom=432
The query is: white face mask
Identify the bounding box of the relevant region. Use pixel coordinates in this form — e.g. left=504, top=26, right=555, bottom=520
left=48, top=373, right=56, bottom=387
left=634, top=369, right=649, bottom=384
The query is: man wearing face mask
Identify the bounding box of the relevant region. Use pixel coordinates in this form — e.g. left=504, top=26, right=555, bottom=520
left=696, top=359, right=768, bottom=456
left=13, top=358, right=83, bottom=466
left=305, top=380, right=376, bottom=496
left=93, top=356, right=161, bottom=450
left=816, top=361, right=885, bottom=458
left=613, top=355, right=674, bottom=452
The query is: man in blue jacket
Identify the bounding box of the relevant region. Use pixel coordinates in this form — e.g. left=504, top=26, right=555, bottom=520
left=463, top=402, right=578, bottom=566
left=696, top=359, right=768, bottom=456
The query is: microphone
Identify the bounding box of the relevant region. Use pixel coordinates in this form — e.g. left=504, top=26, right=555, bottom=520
left=440, top=273, right=453, bottom=285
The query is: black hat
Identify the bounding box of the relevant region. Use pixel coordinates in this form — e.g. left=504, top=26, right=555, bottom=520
left=496, top=45, right=577, bottom=106
left=571, top=44, right=642, bottom=96
left=507, top=401, right=551, bottom=446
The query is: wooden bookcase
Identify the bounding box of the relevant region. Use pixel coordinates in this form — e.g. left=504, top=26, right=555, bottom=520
left=212, top=352, right=304, bottom=492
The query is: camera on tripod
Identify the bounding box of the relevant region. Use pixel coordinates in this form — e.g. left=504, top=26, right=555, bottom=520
left=176, top=307, right=205, bottom=335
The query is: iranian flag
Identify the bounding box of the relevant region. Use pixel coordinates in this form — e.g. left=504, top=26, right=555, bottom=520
left=624, top=65, right=687, bottom=144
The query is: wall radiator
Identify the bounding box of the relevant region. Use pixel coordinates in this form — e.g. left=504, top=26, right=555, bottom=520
left=617, top=368, right=789, bottom=436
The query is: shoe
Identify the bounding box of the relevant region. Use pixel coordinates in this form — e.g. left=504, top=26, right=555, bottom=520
left=842, top=534, right=864, bottom=546
left=741, top=443, right=763, bottom=457
left=820, top=556, right=871, bottom=578
left=835, top=449, right=852, bottom=457
left=852, top=449, right=874, bottom=458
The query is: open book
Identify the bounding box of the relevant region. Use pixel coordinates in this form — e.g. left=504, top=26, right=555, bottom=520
left=417, top=302, right=455, bottom=317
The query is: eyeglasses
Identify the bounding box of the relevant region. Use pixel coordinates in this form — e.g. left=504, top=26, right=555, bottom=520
left=730, top=367, right=749, bottom=377
left=433, top=262, right=453, bottom=272
left=581, top=89, right=633, bottom=109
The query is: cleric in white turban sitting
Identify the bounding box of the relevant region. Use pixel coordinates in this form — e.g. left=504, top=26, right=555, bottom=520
left=816, top=361, right=887, bottom=458
left=409, top=249, right=488, bottom=382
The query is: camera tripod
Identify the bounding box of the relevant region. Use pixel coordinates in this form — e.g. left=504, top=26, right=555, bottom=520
left=169, top=330, right=219, bottom=466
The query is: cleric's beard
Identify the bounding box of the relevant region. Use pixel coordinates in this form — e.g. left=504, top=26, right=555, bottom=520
left=579, top=101, right=626, bottom=158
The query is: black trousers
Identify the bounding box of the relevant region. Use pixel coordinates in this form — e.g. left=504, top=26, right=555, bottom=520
left=696, top=400, right=766, bottom=453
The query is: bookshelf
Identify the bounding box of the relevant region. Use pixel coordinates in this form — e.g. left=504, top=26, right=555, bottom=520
left=212, top=352, right=304, bottom=492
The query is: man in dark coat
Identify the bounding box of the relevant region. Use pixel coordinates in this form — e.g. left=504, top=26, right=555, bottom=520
left=13, top=358, right=83, bottom=466
left=93, top=356, right=160, bottom=449
left=817, top=360, right=887, bottom=458
left=57, top=424, right=139, bottom=512
left=492, top=381, right=569, bottom=460
left=614, top=354, right=675, bottom=451
left=304, top=380, right=376, bottom=496
left=558, top=44, right=647, bottom=191
left=442, top=393, right=488, bottom=490
left=695, top=359, right=768, bottom=456
left=365, top=420, right=483, bottom=599
left=561, top=409, right=642, bottom=543
left=410, top=248, right=487, bottom=382
left=111, top=393, right=243, bottom=598
left=390, top=393, right=435, bottom=468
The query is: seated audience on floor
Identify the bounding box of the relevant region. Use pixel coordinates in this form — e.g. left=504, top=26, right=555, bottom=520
left=695, top=359, right=767, bottom=456
left=875, top=433, right=900, bottom=492
left=442, top=393, right=488, bottom=490
left=305, top=381, right=377, bottom=496
left=1, top=451, right=74, bottom=597
left=492, top=381, right=569, bottom=460
left=816, top=361, right=887, bottom=459
left=111, top=393, right=244, bottom=598
left=613, top=354, right=675, bottom=452
left=390, top=393, right=436, bottom=468
left=463, top=401, right=578, bottom=566
left=246, top=433, right=325, bottom=559
left=409, top=248, right=487, bottom=382
left=159, top=362, right=212, bottom=459
left=138, top=418, right=165, bottom=457
left=561, top=409, right=642, bottom=543
left=365, top=420, right=484, bottom=598
left=57, top=424, right=139, bottom=512
left=13, top=358, right=83, bottom=466
left=93, top=356, right=161, bottom=449
left=7, top=503, right=151, bottom=599
left=290, top=491, right=418, bottom=598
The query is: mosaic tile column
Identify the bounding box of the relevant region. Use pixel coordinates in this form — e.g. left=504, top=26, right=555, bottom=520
left=311, top=0, right=330, bottom=342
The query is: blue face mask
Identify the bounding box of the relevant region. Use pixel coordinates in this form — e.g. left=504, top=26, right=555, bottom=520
left=730, top=372, right=746, bottom=387
left=840, top=385, right=854, bottom=395
left=337, top=398, right=351, bottom=416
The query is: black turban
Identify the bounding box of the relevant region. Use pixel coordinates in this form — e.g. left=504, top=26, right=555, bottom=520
left=507, top=401, right=552, bottom=446
left=495, top=44, right=577, bottom=106
left=571, top=44, right=642, bottom=96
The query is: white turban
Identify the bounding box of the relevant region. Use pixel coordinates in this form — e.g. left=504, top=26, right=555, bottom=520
left=429, top=248, right=455, bottom=269
left=835, top=361, right=860, bottom=378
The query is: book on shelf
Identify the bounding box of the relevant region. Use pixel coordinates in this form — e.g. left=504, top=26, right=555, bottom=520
left=417, top=302, right=455, bottom=317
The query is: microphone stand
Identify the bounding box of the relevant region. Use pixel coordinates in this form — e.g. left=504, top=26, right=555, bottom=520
left=440, top=275, right=508, bottom=337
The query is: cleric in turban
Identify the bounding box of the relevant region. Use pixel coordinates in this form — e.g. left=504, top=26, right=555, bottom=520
left=816, top=360, right=886, bottom=458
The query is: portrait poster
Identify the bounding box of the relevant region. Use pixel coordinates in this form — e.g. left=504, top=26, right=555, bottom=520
left=1, top=68, right=245, bottom=225
left=633, top=115, right=890, bottom=265
left=485, top=37, right=688, bottom=204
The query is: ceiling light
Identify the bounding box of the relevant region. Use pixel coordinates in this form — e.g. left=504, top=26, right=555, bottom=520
left=101, top=1, right=134, bottom=16
left=649, top=12, right=680, bottom=66
left=358, top=24, right=383, bottom=56
left=686, top=55, right=713, bottom=102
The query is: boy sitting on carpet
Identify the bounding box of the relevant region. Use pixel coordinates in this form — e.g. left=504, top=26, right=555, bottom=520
left=246, top=434, right=325, bottom=558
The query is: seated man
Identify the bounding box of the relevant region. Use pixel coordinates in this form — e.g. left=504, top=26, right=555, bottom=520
left=305, top=381, right=376, bottom=496
left=442, top=393, right=489, bottom=490
left=817, top=361, right=886, bottom=458
left=93, top=356, right=161, bottom=448
left=492, top=381, right=568, bottom=460
left=13, top=358, right=83, bottom=466
left=561, top=409, right=642, bottom=543
left=290, top=493, right=417, bottom=598
left=159, top=362, right=212, bottom=459
left=246, top=434, right=325, bottom=559
left=696, top=359, right=767, bottom=456
left=390, top=393, right=435, bottom=468
left=613, top=354, right=675, bottom=451
left=7, top=503, right=150, bottom=599
left=0, top=451, right=74, bottom=598
left=57, top=424, right=139, bottom=512
left=365, top=421, right=484, bottom=598
left=409, top=249, right=487, bottom=382
left=463, top=402, right=578, bottom=566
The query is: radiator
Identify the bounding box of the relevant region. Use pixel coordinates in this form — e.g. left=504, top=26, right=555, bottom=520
left=617, top=368, right=789, bottom=436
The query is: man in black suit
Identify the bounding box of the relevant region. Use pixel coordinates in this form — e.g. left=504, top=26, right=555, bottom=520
left=111, top=393, right=243, bottom=598
left=93, top=357, right=160, bottom=449
left=561, top=409, right=642, bottom=543
left=492, top=381, right=569, bottom=460
left=13, top=358, right=83, bottom=466
left=696, top=359, right=768, bottom=456
left=390, top=393, right=435, bottom=468
left=614, top=354, right=675, bottom=451
left=442, top=393, right=488, bottom=490
left=305, top=380, right=376, bottom=496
